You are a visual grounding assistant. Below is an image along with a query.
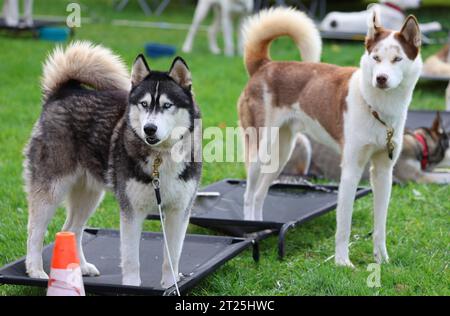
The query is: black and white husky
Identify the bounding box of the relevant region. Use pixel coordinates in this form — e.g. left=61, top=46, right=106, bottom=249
left=24, top=41, right=201, bottom=287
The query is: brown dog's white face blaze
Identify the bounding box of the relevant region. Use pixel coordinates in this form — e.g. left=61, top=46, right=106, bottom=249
left=361, top=10, right=421, bottom=90
left=128, top=55, right=195, bottom=149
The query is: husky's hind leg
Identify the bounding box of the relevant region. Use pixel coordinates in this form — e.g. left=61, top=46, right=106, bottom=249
left=244, top=160, right=262, bottom=221
left=252, top=125, right=297, bottom=221
left=26, top=179, right=71, bottom=279
left=63, top=175, right=104, bottom=276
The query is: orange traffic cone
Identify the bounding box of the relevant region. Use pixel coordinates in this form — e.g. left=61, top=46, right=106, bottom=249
left=47, top=232, right=85, bottom=296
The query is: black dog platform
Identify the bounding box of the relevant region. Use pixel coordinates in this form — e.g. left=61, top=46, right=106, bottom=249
left=319, top=30, right=440, bottom=45
left=420, top=74, right=450, bottom=82
left=0, top=18, right=72, bottom=37
left=149, top=179, right=371, bottom=259
left=406, top=110, right=450, bottom=131
left=320, top=30, right=366, bottom=42
left=0, top=228, right=253, bottom=296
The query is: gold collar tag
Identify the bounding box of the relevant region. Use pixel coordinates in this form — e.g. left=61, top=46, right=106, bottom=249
left=152, top=153, right=162, bottom=180
left=386, top=127, right=395, bottom=160
left=371, top=110, right=395, bottom=160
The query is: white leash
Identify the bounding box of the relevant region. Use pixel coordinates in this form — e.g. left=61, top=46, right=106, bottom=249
left=151, top=154, right=180, bottom=296
left=156, top=199, right=180, bottom=296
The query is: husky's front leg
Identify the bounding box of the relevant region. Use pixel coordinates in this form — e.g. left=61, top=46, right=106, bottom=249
left=160, top=208, right=189, bottom=289
left=335, top=146, right=368, bottom=267
left=370, top=151, right=394, bottom=264
left=120, top=209, right=146, bottom=286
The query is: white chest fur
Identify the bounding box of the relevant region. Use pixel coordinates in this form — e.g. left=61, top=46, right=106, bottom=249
left=344, top=70, right=408, bottom=156
left=125, top=155, right=197, bottom=215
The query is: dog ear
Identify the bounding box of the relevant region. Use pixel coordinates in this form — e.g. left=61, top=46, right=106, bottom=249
left=432, top=112, right=444, bottom=134
left=366, top=5, right=382, bottom=40
left=131, top=54, right=150, bottom=87
left=400, top=15, right=421, bottom=48
left=168, top=57, right=192, bottom=91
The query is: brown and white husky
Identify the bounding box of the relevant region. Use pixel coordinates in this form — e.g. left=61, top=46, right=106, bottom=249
left=238, top=7, right=422, bottom=267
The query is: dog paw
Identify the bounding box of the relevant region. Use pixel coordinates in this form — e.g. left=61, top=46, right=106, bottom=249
left=27, top=269, right=49, bottom=279
left=210, top=47, right=221, bottom=55
left=224, top=50, right=234, bottom=57
left=181, top=44, right=192, bottom=53
left=243, top=207, right=254, bottom=221
left=122, top=275, right=141, bottom=287
left=81, top=262, right=100, bottom=276
left=374, top=246, right=389, bottom=264
left=335, top=255, right=355, bottom=268
left=161, top=273, right=180, bottom=289
left=254, top=211, right=263, bottom=221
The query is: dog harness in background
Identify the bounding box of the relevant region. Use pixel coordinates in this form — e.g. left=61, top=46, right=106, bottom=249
left=382, top=2, right=404, bottom=14
left=414, top=132, right=429, bottom=170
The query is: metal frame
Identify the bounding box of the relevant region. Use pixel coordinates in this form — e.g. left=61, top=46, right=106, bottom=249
left=406, top=110, right=450, bottom=131
left=0, top=18, right=74, bottom=38
left=0, top=228, right=255, bottom=296
left=420, top=74, right=450, bottom=82
left=148, top=179, right=372, bottom=259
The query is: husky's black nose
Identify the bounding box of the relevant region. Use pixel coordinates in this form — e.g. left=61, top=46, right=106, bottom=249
left=144, top=123, right=157, bottom=136
left=376, top=74, right=388, bottom=88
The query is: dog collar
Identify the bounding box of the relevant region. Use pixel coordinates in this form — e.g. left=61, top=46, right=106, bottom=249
left=370, top=109, right=395, bottom=160
left=414, top=132, right=429, bottom=170
left=151, top=153, right=162, bottom=180
left=383, top=2, right=404, bottom=14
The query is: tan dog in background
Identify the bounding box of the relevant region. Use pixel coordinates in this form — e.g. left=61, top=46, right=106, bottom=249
left=284, top=113, right=450, bottom=184
left=423, top=44, right=450, bottom=110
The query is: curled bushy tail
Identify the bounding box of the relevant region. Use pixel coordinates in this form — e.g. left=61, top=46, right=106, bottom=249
left=242, top=7, right=322, bottom=76
left=42, top=41, right=129, bottom=100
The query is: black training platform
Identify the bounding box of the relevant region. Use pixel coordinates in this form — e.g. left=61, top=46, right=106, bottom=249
left=0, top=228, right=253, bottom=296
left=149, top=179, right=371, bottom=258
left=406, top=110, right=450, bottom=131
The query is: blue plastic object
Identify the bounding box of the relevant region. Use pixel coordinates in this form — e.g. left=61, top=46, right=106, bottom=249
left=38, top=27, right=70, bottom=42
left=145, top=43, right=176, bottom=58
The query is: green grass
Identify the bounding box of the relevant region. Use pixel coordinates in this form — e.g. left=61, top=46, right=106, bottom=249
left=0, top=0, right=449, bottom=296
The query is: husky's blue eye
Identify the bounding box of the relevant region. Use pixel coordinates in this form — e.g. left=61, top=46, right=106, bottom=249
left=393, top=56, right=403, bottom=63
left=163, top=102, right=173, bottom=110
left=140, top=101, right=148, bottom=108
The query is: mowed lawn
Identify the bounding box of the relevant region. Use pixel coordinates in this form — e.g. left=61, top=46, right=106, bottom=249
left=0, top=0, right=449, bottom=295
